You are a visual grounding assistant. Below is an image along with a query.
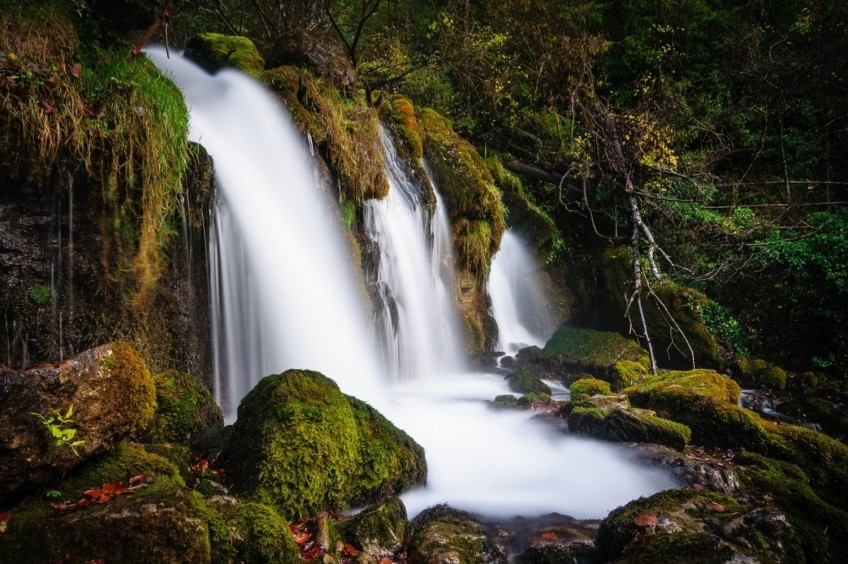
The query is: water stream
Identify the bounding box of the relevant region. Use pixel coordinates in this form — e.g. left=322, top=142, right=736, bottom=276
left=148, top=47, right=676, bottom=519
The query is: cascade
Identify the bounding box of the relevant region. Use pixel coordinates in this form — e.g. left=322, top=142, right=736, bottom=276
left=148, top=48, right=675, bottom=518
left=487, top=231, right=557, bottom=356
left=147, top=47, right=382, bottom=420
left=363, top=127, right=463, bottom=379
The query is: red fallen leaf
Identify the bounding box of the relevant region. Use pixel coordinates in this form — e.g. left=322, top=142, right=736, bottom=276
left=71, top=63, right=82, bottom=78
left=0, top=512, right=10, bottom=533
left=634, top=513, right=659, bottom=527
left=302, top=543, right=323, bottom=560
left=379, top=559, right=392, bottom=564
left=540, top=532, right=558, bottom=541
left=128, top=474, right=146, bottom=485
left=342, top=543, right=359, bottom=555
left=42, top=100, right=57, bottom=114
left=706, top=503, right=726, bottom=513
left=693, top=483, right=705, bottom=490
left=294, top=531, right=312, bottom=545
left=191, top=459, right=210, bottom=472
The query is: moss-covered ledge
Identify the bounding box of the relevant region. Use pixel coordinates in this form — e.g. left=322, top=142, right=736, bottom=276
left=183, top=33, right=265, bottom=77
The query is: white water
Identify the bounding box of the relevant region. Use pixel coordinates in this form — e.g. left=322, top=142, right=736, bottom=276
left=363, top=128, right=463, bottom=379
left=488, top=231, right=557, bottom=356
left=146, top=47, right=382, bottom=419
left=149, top=48, right=676, bottom=519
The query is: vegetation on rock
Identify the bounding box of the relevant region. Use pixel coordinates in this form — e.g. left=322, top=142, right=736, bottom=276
left=184, top=33, right=265, bottom=77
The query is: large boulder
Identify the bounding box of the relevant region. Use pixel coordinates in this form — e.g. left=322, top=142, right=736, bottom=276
left=567, top=404, right=692, bottom=451
left=223, top=369, right=426, bottom=520
left=0, top=342, right=156, bottom=503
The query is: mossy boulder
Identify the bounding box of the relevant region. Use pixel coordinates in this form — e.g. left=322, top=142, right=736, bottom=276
left=517, top=326, right=650, bottom=389
left=223, top=370, right=426, bottom=520
left=145, top=369, right=224, bottom=453
left=595, top=488, right=804, bottom=563
left=184, top=33, right=265, bottom=78
left=490, top=394, right=520, bottom=409
left=418, top=107, right=506, bottom=356
left=380, top=95, right=424, bottom=161
left=0, top=342, right=156, bottom=503
left=266, top=30, right=358, bottom=95
left=407, top=504, right=507, bottom=564
left=569, top=377, right=613, bottom=400
left=337, top=496, right=408, bottom=561
left=568, top=406, right=692, bottom=451
left=506, top=370, right=551, bottom=394
left=733, top=356, right=788, bottom=390
left=0, top=443, right=211, bottom=563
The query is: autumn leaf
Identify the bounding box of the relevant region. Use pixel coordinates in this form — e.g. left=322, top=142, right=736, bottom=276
left=539, top=532, right=558, bottom=541
left=71, top=63, right=82, bottom=78
left=0, top=512, right=10, bottom=533
left=706, top=503, right=726, bottom=513
left=633, top=513, right=658, bottom=527
left=294, top=531, right=312, bottom=545
left=128, top=474, right=147, bottom=485
left=342, top=543, right=359, bottom=555
left=379, top=559, right=393, bottom=564
left=42, top=100, right=57, bottom=114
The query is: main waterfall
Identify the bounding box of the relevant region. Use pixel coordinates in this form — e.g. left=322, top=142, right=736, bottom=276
left=149, top=48, right=675, bottom=519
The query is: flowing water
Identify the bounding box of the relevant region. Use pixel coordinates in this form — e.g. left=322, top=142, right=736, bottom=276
left=488, top=230, right=557, bottom=357
left=148, top=47, right=676, bottom=518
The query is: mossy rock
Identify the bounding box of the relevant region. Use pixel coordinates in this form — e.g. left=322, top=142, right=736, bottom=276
left=203, top=496, right=301, bottom=563
left=184, top=33, right=265, bottom=78
left=569, top=377, right=612, bottom=401
left=0, top=342, right=156, bottom=503
left=490, top=394, right=520, bottom=409
left=568, top=407, right=691, bottom=451
left=595, top=488, right=804, bottom=563
left=518, top=392, right=553, bottom=408
left=0, top=443, right=213, bottom=563
left=407, top=504, right=506, bottom=563
left=517, top=326, right=649, bottom=388
left=735, top=450, right=848, bottom=562
left=145, top=369, right=224, bottom=453
left=266, top=29, right=358, bottom=95
left=380, top=95, right=424, bottom=161
left=506, top=370, right=551, bottom=395
left=608, top=360, right=650, bottom=390
left=733, top=356, right=788, bottom=390
left=337, top=496, right=408, bottom=560
left=262, top=65, right=389, bottom=203
left=223, top=370, right=426, bottom=520
left=627, top=369, right=742, bottom=405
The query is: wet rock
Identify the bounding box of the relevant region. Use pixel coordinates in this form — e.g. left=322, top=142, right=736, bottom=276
left=629, top=443, right=741, bottom=494
left=338, top=497, right=408, bottom=561
left=408, top=504, right=507, bottom=564
left=184, top=33, right=265, bottom=77
left=568, top=405, right=691, bottom=451
left=0, top=343, right=156, bottom=503
left=506, top=370, right=551, bottom=394
left=266, top=30, right=358, bottom=95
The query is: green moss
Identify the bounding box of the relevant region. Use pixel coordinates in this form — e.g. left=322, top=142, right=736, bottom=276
left=380, top=95, right=423, bottom=161
left=628, top=369, right=742, bottom=404
left=146, top=369, right=223, bottom=453
left=736, top=451, right=848, bottom=562
left=137, top=443, right=193, bottom=484
left=263, top=66, right=389, bottom=203
left=490, top=394, right=519, bottom=409
left=518, top=392, right=552, bottom=407
left=506, top=370, right=551, bottom=394
left=184, top=33, right=265, bottom=77
left=104, top=342, right=157, bottom=435
left=735, top=357, right=788, bottom=390
left=224, top=370, right=425, bottom=521
left=569, top=406, right=691, bottom=451
left=607, top=359, right=650, bottom=389
left=337, top=497, right=407, bottom=557
left=409, top=504, right=504, bottom=563
left=201, top=497, right=300, bottom=563
left=569, top=377, right=613, bottom=400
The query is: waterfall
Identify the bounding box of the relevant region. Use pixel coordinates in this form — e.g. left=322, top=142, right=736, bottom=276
left=146, top=47, right=382, bottom=420
left=148, top=48, right=675, bottom=519
left=363, top=128, right=463, bottom=379
left=488, top=231, right=557, bottom=356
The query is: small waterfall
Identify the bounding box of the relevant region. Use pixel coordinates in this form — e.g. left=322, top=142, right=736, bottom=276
left=147, top=47, right=382, bottom=420
left=364, top=128, right=463, bottom=379
left=488, top=231, right=556, bottom=356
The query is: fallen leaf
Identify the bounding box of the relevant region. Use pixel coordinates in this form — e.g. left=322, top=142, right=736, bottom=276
left=0, top=512, right=10, bottom=533
left=42, top=100, right=57, bottom=114
left=342, top=543, right=359, bottom=555
left=693, top=483, right=705, bottom=490
left=128, top=474, right=146, bottom=485
left=539, top=532, right=558, bottom=541
left=71, top=63, right=82, bottom=78
left=294, top=531, right=311, bottom=545
left=706, top=503, right=726, bottom=513
left=634, top=513, right=658, bottom=527
left=379, top=559, right=392, bottom=564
